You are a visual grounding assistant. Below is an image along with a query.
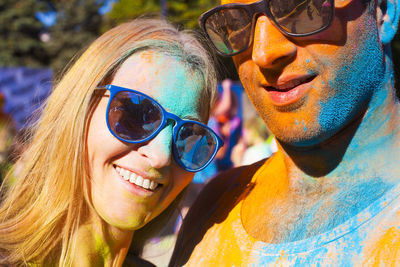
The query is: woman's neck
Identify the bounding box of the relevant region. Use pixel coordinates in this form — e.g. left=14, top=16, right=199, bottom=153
left=72, top=213, right=134, bottom=267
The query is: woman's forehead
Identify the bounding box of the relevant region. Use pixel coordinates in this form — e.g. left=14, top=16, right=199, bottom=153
left=113, top=51, right=201, bottom=93
left=111, top=51, right=204, bottom=119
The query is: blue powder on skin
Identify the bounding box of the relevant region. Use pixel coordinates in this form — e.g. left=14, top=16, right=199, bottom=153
left=299, top=120, right=307, bottom=132
left=312, top=29, right=393, bottom=224
left=317, top=31, right=385, bottom=139
left=306, top=59, right=310, bottom=64
left=380, top=0, right=399, bottom=44
left=153, top=54, right=204, bottom=119
left=124, top=51, right=204, bottom=161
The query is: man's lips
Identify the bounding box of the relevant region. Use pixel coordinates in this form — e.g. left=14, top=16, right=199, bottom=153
left=263, top=75, right=316, bottom=106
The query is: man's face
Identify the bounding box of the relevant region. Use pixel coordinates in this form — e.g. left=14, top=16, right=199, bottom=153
left=222, top=0, right=385, bottom=146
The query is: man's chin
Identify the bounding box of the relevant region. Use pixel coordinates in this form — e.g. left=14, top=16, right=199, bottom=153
left=274, top=129, right=328, bottom=150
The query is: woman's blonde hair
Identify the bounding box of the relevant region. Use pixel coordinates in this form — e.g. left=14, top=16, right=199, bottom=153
left=0, top=18, right=217, bottom=266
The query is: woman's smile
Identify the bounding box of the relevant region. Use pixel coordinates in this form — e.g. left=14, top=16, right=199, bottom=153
left=115, top=165, right=160, bottom=191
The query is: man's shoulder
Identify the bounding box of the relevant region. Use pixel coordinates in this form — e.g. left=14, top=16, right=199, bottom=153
left=195, top=158, right=267, bottom=213
left=210, top=157, right=269, bottom=190
left=169, top=158, right=269, bottom=266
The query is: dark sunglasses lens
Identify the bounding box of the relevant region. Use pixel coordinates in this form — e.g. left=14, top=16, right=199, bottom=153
left=175, top=123, right=217, bottom=170
left=108, top=91, right=163, bottom=141
left=204, top=7, right=252, bottom=55
left=270, top=0, right=333, bottom=34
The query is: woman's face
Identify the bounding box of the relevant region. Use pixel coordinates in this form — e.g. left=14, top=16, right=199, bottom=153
left=87, top=50, right=204, bottom=230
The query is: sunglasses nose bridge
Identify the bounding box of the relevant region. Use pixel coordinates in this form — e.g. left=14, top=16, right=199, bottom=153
left=163, top=111, right=182, bottom=143
left=262, top=0, right=270, bottom=11
left=138, top=122, right=174, bottom=169
left=246, top=0, right=276, bottom=50
left=252, top=0, right=271, bottom=19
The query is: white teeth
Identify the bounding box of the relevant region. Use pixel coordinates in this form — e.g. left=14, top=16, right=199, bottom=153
left=136, top=176, right=144, bottom=187
left=115, top=166, right=159, bottom=191
left=143, top=179, right=150, bottom=189
left=120, top=169, right=129, bottom=180
left=150, top=181, right=157, bottom=190
left=129, top=172, right=137, bottom=183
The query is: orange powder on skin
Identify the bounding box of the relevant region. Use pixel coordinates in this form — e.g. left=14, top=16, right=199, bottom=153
left=131, top=52, right=165, bottom=90
left=241, top=151, right=290, bottom=241
left=140, top=50, right=155, bottom=63
left=362, top=226, right=400, bottom=266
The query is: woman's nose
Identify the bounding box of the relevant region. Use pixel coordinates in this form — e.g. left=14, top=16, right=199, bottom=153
left=251, top=16, right=297, bottom=69
left=137, top=124, right=173, bottom=169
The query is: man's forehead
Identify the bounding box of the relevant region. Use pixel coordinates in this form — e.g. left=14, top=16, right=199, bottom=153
left=221, top=0, right=259, bottom=4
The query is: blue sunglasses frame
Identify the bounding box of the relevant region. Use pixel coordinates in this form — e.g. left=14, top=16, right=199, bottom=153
left=95, top=84, right=224, bottom=172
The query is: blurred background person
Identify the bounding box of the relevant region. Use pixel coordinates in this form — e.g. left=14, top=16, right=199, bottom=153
left=231, top=93, right=277, bottom=167
left=194, top=78, right=242, bottom=184
left=231, top=116, right=277, bottom=167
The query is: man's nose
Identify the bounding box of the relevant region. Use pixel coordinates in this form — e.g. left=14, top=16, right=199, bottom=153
left=137, top=124, right=173, bottom=169
left=251, top=16, right=297, bottom=69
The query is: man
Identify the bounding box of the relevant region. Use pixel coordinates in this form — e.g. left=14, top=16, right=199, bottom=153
left=170, top=0, right=400, bottom=265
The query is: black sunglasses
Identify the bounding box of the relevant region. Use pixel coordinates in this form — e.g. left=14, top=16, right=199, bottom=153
left=95, top=85, right=224, bottom=172
left=199, top=0, right=334, bottom=56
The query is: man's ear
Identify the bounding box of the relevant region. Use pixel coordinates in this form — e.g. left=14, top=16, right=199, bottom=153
left=377, top=0, right=400, bottom=44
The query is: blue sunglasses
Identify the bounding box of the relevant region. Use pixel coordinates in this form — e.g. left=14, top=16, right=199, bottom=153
left=94, top=84, right=224, bottom=172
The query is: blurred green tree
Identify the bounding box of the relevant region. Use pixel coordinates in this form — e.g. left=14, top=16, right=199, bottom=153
left=167, top=0, right=219, bottom=29
left=104, top=0, right=219, bottom=30
left=0, top=0, right=106, bottom=76
left=45, top=0, right=106, bottom=77
left=0, top=0, right=50, bottom=67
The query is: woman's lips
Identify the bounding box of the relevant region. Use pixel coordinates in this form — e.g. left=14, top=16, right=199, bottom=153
left=264, top=75, right=315, bottom=107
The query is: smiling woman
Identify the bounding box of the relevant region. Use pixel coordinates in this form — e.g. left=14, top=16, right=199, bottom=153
left=0, top=18, right=219, bottom=266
